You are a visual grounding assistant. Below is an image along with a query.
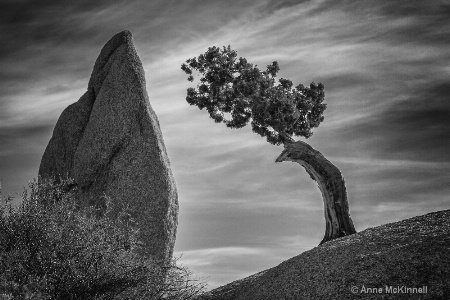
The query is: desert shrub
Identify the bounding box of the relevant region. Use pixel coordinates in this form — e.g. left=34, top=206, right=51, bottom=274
left=0, top=179, right=206, bottom=300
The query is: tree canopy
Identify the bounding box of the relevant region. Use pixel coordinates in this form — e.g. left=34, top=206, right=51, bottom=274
left=181, top=46, right=327, bottom=145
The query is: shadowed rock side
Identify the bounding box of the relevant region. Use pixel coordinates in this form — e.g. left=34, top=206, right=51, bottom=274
left=39, top=30, right=178, bottom=266
left=200, top=210, right=450, bottom=300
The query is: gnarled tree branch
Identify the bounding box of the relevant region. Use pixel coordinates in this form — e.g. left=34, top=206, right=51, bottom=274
left=276, top=140, right=356, bottom=244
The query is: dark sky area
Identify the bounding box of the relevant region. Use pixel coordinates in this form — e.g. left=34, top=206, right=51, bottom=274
left=1, top=0, right=449, bottom=289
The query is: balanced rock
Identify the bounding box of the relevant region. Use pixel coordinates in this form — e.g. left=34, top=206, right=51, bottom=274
left=200, top=210, right=450, bottom=300
left=39, top=30, right=178, bottom=265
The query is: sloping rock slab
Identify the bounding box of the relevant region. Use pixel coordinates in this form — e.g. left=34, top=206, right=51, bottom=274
left=200, top=210, right=450, bottom=300
left=39, top=30, right=178, bottom=266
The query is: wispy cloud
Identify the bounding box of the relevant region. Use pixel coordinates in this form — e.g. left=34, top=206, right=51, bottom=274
left=1, top=0, right=449, bottom=289
left=175, top=247, right=268, bottom=289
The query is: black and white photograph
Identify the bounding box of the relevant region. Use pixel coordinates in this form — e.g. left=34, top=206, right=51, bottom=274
left=1, top=1, right=449, bottom=299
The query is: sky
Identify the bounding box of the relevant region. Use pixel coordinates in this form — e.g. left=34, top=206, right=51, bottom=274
left=1, top=0, right=450, bottom=289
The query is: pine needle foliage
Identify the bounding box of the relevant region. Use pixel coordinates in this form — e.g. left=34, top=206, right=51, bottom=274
left=181, top=46, right=327, bottom=145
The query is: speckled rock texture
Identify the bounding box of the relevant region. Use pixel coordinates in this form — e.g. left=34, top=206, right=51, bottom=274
left=200, top=210, right=450, bottom=300
left=39, top=30, right=178, bottom=266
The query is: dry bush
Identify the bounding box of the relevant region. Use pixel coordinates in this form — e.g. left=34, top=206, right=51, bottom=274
left=0, top=179, right=206, bottom=300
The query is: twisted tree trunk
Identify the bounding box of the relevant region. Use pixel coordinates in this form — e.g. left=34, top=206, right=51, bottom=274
left=275, top=139, right=356, bottom=244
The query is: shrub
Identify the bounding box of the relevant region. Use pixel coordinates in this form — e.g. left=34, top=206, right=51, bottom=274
left=0, top=179, right=206, bottom=300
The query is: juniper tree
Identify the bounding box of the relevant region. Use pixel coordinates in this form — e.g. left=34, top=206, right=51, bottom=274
left=181, top=46, right=356, bottom=244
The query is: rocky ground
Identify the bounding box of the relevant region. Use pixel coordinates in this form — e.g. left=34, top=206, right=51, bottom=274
left=199, top=209, right=450, bottom=300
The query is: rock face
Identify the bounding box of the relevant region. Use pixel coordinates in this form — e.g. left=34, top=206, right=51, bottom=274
left=39, top=30, right=178, bottom=266
left=200, top=210, right=450, bottom=300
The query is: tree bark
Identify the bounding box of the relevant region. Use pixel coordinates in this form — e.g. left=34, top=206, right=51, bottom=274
left=275, top=140, right=356, bottom=244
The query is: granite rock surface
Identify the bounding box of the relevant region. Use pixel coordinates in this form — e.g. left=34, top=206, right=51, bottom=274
left=200, top=210, right=450, bottom=300
left=39, top=30, right=178, bottom=265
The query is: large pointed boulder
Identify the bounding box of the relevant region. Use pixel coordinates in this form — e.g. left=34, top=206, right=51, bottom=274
left=39, top=30, right=178, bottom=266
